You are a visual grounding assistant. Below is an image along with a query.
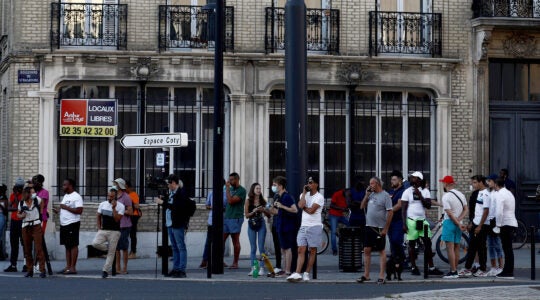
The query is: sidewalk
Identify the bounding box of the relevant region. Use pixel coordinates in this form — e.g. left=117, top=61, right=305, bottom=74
left=2, top=247, right=539, bottom=283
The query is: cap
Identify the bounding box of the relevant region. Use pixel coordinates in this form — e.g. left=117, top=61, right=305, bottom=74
left=439, top=175, right=455, bottom=184
left=486, top=174, right=498, bottom=181
left=113, top=178, right=127, bottom=190
left=307, top=175, right=319, bottom=184
left=14, top=177, right=25, bottom=187
left=410, top=171, right=424, bottom=180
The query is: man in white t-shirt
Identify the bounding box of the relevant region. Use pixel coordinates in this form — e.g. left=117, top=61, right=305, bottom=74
left=53, top=178, right=83, bottom=275
left=401, top=171, right=443, bottom=276
left=439, top=175, right=468, bottom=279
left=287, top=175, right=324, bottom=283
left=459, top=175, right=490, bottom=277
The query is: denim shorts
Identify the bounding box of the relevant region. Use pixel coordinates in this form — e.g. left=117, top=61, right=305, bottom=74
left=116, top=227, right=131, bottom=251
left=441, top=219, right=462, bottom=244
left=487, top=235, right=504, bottom=259
left=224, top=218, right=244, bottom=234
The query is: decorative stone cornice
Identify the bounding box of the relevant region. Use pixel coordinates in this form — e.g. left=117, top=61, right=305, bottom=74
left=503, top=32, right=536, bottom=58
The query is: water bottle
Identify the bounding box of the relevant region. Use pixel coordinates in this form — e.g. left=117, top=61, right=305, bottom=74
left=253, top=259, right=260, bottom=278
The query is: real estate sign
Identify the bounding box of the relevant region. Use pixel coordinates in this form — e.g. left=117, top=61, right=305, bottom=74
left=60, top=99, right=118, bottom=137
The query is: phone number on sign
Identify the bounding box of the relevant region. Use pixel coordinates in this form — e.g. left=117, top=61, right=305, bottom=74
left=60, top=126, right=116, bottom=137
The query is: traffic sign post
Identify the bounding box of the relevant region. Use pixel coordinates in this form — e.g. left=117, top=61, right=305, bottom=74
left=120, top=133, right=188, bottom=149
left=119, top=132, right=188, bottom=276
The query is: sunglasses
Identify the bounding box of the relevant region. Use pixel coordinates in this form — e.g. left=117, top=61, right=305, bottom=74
left=308, top=181, right=314, bottom=184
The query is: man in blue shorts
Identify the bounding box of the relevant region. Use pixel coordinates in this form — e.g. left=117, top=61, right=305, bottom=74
left=439, top=175, right=468, bottom=279
left=223, top=172, right=246, bottom=269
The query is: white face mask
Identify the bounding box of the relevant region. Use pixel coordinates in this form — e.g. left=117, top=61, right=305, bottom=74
left=31, top=193, right=37, bottom=199
left=271, top=186, right=278, bottom=193
left=469, top=185, right=473, bottom=192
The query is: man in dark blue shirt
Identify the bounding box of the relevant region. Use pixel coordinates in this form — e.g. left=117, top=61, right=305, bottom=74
left=388, top=171, right=406, bottom=262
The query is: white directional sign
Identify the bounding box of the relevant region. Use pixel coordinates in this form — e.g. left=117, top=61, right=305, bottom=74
left=120, top=133, right=188, bottom=149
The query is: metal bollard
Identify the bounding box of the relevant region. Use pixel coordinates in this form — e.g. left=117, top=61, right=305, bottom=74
left=423, top=224, right=429, bottom=279
left=531, top=226, right=536, bottom=280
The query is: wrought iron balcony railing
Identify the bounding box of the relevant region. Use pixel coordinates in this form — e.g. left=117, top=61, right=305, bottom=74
left=50, top=2, right=128, bottom=49
left=369, top=11, right=442, bottom=57
left=158, top=5, right=234, bottom=51
left=265, top=7, right=340, bottom=54
left=472, top=0, right=540, bottom=18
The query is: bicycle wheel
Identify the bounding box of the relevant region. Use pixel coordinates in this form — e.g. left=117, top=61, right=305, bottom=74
left=318, top=227, right=330, bottom=255
left=512, top=220, right=528, bottom=250
left=436, top=233, right=469, bottom=264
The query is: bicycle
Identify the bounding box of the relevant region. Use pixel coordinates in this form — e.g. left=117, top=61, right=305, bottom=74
left=512, top=219, right=528, bottom=250
left=405, top=216, right=470, bottom=265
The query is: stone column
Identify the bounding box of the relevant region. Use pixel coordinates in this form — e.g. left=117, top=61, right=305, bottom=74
left=228, top=94, right=248, bottom=181
left=435, top=97, right=456, bottom=200
left=252, top=94, right=271, bottom=192
left=37, top=91, right=57, bottom=233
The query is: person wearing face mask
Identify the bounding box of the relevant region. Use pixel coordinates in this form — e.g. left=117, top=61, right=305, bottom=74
left=270, top=176, right=297, bottom=277
left=18, top=186, right=46, bottom=278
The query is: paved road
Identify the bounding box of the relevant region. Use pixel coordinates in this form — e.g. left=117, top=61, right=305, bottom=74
left=1, top=276, right=539, bottom=299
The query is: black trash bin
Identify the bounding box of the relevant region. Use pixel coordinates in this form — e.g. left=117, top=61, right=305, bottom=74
left=339, top=227, right=363, bottom=272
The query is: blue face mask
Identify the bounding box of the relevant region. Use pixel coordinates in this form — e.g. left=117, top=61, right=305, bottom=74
left=271, top=186, right=278, bottom=193
left=31, top=193, right=37, bottom=199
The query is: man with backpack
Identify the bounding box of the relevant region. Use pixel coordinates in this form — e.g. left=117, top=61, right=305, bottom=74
left=155, top=174, right=195, bottom=278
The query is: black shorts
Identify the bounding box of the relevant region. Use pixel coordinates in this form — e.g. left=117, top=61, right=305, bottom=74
left=60, top=222, right=80, bottom=248
left=278, top=230, right=296, bottom=250
left=364, top=226, right=385, bottom=251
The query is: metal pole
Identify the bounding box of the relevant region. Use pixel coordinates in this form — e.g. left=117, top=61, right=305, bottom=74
left=285, top=0, right=306, bottom=207
left=138, top=81, right=146, bottom=203
left=423, top=224, right=429, bottom=279
left=285, top=0, right=307, bottom=276
left=348, top=85, right=356, bottom=185
left=531, top=226, right=536, bottom=280
left=211, top=0, right=225, bottom=275
left=161, top=200, right=168, bottom=275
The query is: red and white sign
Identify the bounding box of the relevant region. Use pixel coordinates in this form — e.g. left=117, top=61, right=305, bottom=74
left=60, top=99, right=87, bottom=126
left=59, top=99, right=117, bottom=137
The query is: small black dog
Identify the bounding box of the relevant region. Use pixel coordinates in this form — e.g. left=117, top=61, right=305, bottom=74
left=386, top=255, right=404, bottom=281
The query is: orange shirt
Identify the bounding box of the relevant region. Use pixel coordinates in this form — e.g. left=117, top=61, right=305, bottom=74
left=128, top=191, right=140, bottom=216
left=10, top=193, right=22, bottom=221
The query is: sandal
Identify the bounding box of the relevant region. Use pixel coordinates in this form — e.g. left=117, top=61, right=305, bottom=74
left=228, top=265, right=239, bottom=269
left=377, top=278, right=385, bottom=285
left=356, top=276, right=370, bottom=283
left=63, top=270, right=78, bottom=275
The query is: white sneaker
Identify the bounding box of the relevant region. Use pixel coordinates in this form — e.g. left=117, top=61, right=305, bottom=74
left=286, top=272, right=302, bottom=282
left=458, top=268, right=472, bottom=277
left=302, top=272, right=310, bottom=281
left=274, top=268, right=282, bottom=273
left=258, top=267, right=265, bottom=276
left=473, top=269, right=488, bottom=277
left=486, top=268, right=497, bottom=276
left=495, top=267, right=503, bottom=275
left=248, top=267, right=254, bottom=276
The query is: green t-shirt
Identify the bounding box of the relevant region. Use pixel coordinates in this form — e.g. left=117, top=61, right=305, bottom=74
left=225, top=185, right=246, bottom=219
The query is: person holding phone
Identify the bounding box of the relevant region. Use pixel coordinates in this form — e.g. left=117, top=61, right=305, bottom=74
left=92, top=187, right=124, bottom=278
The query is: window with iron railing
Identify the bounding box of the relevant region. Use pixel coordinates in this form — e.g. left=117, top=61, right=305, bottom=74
left=369, top=11, right=442, bottom=57
left=269, top=89, right=435, bottom=197
left=472, top=0, right=540, bottom=18
left=265, top=7, right=340, bottom=54
left=50, top=1, right=128, bottom=49
left=158, top=5, right=234, bottom=51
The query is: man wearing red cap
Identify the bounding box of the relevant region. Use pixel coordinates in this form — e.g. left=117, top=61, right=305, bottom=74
left=439, top=175, right=468, bottom=279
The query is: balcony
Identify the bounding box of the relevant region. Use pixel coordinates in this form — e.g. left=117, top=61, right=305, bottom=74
left=50, top=2, right=128, bottom=49
left=369, top=11, right=442, bottom=57
left=265, top=7, right=340, bottom=54
left=158, top=5, right=234, bottom=51
left=472, top=0, right=540, bottom=18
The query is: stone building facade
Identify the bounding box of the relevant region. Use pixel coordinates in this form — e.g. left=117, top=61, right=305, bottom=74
left=1, top=0, right=540, bottom=257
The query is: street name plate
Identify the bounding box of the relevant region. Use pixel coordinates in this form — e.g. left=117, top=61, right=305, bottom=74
left=120, top=133, right=188, bottom=149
